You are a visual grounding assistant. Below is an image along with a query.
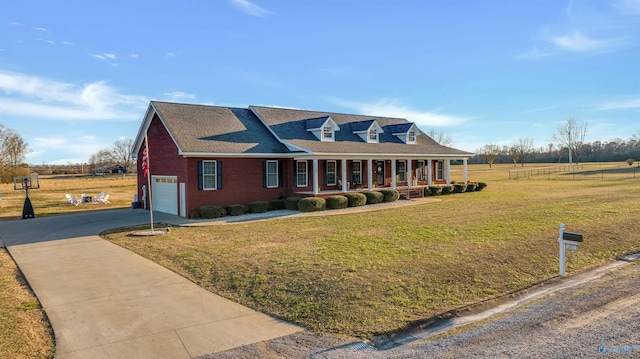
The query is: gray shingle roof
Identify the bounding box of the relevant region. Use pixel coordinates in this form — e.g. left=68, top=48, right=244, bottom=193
left=151, top=101, right=290, bottom=154
left=144, top=102, right=472, bottom=157
left=305, top=116, right=331, bottom=130
left=349, top=119, right=376, bottom=132
left=250, top=106, right=472, bottom=156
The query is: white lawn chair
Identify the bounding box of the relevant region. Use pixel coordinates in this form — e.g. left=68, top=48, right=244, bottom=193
left=96, top=192, right=105, bottom=202
left=65, top=194, right=80, bottom=206
left=98, top=194, right=110, bottom=204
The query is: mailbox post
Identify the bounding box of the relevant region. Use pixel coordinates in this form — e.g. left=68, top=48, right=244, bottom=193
left=558, top=223, right=583, bottom=276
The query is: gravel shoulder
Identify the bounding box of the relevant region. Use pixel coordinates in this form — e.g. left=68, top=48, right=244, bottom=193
left=202, top=261, right=640, bottom=359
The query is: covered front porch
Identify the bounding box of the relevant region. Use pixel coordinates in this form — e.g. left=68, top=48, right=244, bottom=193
left=292, top=156, right=469, bottom=196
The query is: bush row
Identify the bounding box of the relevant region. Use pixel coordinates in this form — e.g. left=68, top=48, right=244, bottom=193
left=425, top=182, right=487, bottom=196
left=189, top=189, right=403, bottom=218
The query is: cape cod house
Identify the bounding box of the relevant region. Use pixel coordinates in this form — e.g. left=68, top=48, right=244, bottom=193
left=132, top=101, right=473, bottom=217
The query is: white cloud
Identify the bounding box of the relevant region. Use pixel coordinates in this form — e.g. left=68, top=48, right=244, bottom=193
left=550, top=31, right=627, bottom=53
left=63, top=41, right=74, bottom=46
left=230, top=0, right=273, bottom=17
left=89, top=52, right=117, bottom=61
left=596, top=96, right=640, bottom=110
left=9, top=22, right=23, bottom=26
left=165, top=91, right=196, bottom=101
left=33, top=27, right=49, bottom=32
left=329, top=98, right=469, bottom=127
left=165, top=52, right=176, bottom=57
left=28, top=136, right=109, bottom=164
left=0, top=71, right=148, bottom=121
left=129, top=53, right=138, bottom=59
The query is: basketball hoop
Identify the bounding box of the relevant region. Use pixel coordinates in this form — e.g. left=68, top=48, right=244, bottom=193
left=14, top=176, right=40, bottom=219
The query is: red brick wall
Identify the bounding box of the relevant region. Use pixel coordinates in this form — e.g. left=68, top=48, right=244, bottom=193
left=185, top=157, right=292, bottom=213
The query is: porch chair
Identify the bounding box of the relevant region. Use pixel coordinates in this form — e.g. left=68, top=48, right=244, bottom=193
left=98, top=194, right=110, bottom=204
left=65, top=194, right=80, bottom=206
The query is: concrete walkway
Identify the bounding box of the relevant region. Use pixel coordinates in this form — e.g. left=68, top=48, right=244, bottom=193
left=1, top=209, right=303, bottom=358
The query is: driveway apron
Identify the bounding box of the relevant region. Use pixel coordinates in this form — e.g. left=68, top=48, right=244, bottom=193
left=1, top=209, right=303, bottom=358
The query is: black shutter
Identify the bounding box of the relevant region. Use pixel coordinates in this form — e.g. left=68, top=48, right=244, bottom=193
left=262, top=161, right=267, bottom=188
left=293, top=161, right=298, bottom=187
left=217, top=161, right=223, bottom=189
left=307, top=160, right=312, bottom=187
left=323, top=161, right=328, bottom=186
left=198, top=161, right=203, bottom=190
left=278, top=160, right=283, bottom=188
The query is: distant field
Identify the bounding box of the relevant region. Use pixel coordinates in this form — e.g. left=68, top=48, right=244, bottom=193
left=0, top=175, right=137, bottom=221
left=105, top=162, right=640, bottom=338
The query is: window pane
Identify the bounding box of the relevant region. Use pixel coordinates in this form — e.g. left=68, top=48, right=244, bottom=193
left=398, top=162, right=406, bottom=181
left=203, top=161, right=217, bottom=189
left=297, top=162, right=307, bottom=187
left=326, top=161, right=336, bottom=185
left=266, top=161, right=278, bottom=187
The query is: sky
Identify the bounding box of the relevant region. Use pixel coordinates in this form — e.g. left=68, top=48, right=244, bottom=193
left=0, top=0, right=639, bottom=165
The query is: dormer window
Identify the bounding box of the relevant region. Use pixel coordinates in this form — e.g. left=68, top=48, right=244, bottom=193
left=388, top=122, right=419, bottom=144
left=306, top=116, right=339, bottom=142
left=323, top=126, right=334, bottom=139
left=408, top=131, right=416, bottom=144
left=369, top=129, right=378, bottom=141
left=352, top=119, right=383, bottom=143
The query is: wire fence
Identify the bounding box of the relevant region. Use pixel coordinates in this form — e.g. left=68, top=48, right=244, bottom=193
left=509, top=163, right=640, bottom=181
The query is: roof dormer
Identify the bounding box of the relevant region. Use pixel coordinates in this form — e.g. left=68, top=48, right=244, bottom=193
left=388, top=123, right=419, bottom=144
left=306, top=116, right=340, bottom=142
left=351, top=119, right=384, bottom=143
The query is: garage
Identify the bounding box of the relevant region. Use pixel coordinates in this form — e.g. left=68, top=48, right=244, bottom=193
left=151, top=176, right=178, bottom=215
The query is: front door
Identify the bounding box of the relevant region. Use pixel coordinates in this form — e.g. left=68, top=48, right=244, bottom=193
left=376, top=161, right=385, bottom=186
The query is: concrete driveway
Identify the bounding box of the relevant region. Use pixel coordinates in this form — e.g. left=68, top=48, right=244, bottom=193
left=0, top=209, right=303, bottom=358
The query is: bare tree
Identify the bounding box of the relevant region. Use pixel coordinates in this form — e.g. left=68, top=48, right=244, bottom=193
left=508, top=146, right=520, bottom=167
left=426, top=129, right=454, bottom=147
left=0, top=125, right=30, bottom=182
left=89, top=149, right=114, bottom=173
left=513, top=137, right=535, bottom=167
left=112, top=138, right=135, bottom=172
left=552, top=118, right=588, bottom=164
left=476, top=144, right=501, bottom=168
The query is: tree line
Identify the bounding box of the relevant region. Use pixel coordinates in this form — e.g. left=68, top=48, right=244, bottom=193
left=474, top=119, right=640, bottom=167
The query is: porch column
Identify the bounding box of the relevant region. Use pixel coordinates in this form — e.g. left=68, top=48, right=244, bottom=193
left=313, top=159, right=319, bottom=195
left=407, top=159, right=412, bottom=188
left=463, top=158, right=468, bottom=183
left=341, top=159, right=348, bottom=192
left=391, top=160, right=397, bottom=189
left=427, top=159, right=433, bottom=186
left=367, top=159, right=373, bottom=190
left=445, top=159, right=451, bottom=185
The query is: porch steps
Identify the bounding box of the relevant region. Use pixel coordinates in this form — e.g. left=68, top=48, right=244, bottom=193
left=400, top=187, right=424, bottom=199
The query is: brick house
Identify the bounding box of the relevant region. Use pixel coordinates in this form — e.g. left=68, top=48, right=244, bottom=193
left=132, top=101, right=473, bottom=216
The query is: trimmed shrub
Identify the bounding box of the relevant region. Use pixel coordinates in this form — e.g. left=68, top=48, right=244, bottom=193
left=453, top=183, right=467, bottom=193
left=226, top=204, right=246, bottom=216
left=428, top=186, right=442, bottom=196
left=466, top=183, right=477, bottom=192
left=284, top=197, right=302, bottom=210
left=249, top=201, right=269, bottom=213
left=326, top=195, right=349, bottom=209
left=441, top=185, right=454, bottom=195
left=345, top=193, right=367, bottom=207
left=269, top=199, right=286, bottom=210
left=364, top=191, right=384, bottom=204
left=476, top=182, right=487, bottom=191
left=379, top=189, right=400, bottom=202
left=298, top=197, right=326, bottom=212
left=189, top=210, right=201, bottom=219
left=194, top=205, right=225, bottom=219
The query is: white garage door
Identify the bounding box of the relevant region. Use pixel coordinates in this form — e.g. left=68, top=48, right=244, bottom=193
left=152, top=176, right=178, bottom=215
